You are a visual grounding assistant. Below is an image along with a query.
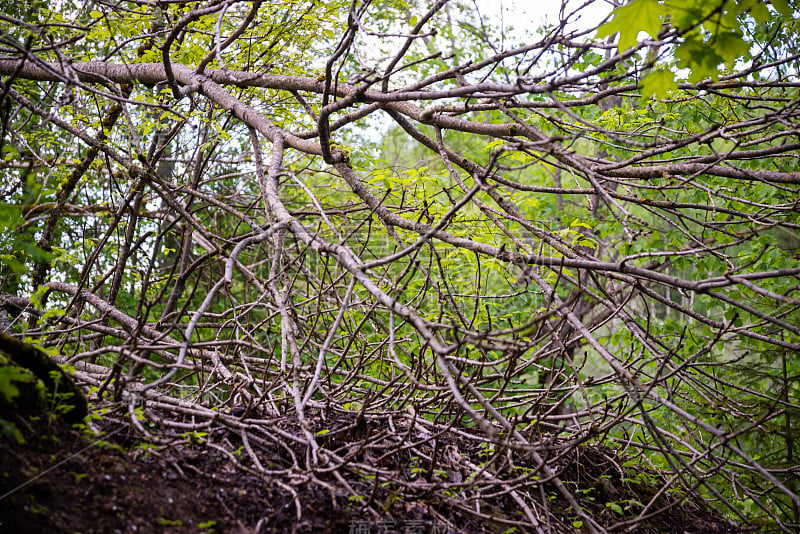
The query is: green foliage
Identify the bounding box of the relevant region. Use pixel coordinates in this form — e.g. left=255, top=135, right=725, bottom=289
left=0, top=364, right=35, bottom=404
left=640, top=69, right=678, bottom=99
left=597, top=0, right=666, bottom=50
left=0, top=203, right=52, bottom=275
left=0, top=358, right=41, bottom=444
left=600, top=0, right=799, bottom=85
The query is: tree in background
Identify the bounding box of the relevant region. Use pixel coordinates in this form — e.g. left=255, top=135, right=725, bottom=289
left=0, top=0, right=798, bottom=531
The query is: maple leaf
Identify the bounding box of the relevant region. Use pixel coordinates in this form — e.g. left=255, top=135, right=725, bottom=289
left=597, top=0, right=666, bottom=51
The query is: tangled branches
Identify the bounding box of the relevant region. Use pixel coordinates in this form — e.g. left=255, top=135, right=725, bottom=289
left=0, top=0, right=798, bottom=531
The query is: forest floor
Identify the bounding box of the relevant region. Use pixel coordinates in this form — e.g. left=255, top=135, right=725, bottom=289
left=0, top=410, right=744, bottom=534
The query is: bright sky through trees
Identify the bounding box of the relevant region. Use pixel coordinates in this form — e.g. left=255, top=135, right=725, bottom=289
left=475, top=0, right=613, bottom=36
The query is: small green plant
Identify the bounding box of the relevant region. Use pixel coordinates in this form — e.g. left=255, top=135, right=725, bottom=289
left=381, top=492, right=401, bottom=512
left=157, top=517, right=183, bottom=526
left=622, top=499, right=644, bottom=511
left=621, top=470, right=656, bottom=486
left=51, top=391, right=78, bottom=418
left=199, top=520, right=217, bottom=533
left=95, top=440, right=125, bottom=453
left=28, top=499, right=48, bottom=515
left=180, top=431, right=208, bottom=444
left=134, top=442, right=159, bottom=457
left=477, top=441, right=495, bottom=459
left=409, top=465, right=427, bottom=479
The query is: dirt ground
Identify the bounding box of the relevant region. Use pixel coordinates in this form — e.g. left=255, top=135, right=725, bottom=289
left=0, top=409, right=744, bottom=534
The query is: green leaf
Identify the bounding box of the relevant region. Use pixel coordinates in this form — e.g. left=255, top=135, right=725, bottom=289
left=0, top=366, right=35, bottom=403
left=770, top=0, right=793, bottom=17
left=713, top=32, right=750, bottom=68
left=597, top=0, right=666, bottom=51
left=641, top=69, right=678, bottom=99
left=675, top=37, right=722, bottom=82
left=0, top=419, right=24, bottom=444
left=743, top=0, right=771, bottom=23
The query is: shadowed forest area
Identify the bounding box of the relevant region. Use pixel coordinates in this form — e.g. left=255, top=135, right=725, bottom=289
left=0, top=0, right=799, bottom=532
